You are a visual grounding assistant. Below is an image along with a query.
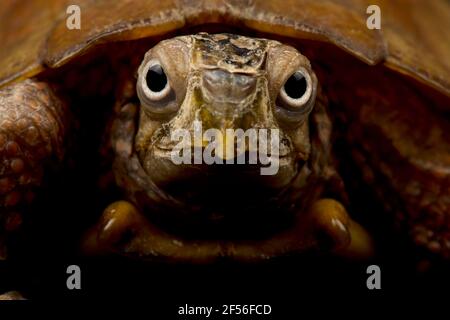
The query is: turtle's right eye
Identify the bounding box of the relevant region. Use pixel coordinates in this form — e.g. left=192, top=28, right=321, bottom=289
left=145, top=63, right=169, bottom=98
left=141, top=60, right=172, bottom=101
left=137, top=59, right=177, bottom=114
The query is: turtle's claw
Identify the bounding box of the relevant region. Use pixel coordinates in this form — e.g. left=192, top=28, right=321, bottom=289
left=97, top=200, right=142, bottom=246
left=81, top=200, right=143, bottom=255
left=311, top=199, right=351, bottom=251
left=310, top=199, right=374, bottom=260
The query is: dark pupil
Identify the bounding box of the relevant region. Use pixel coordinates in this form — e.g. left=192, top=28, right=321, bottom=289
left=146, top=64, right=167, bottom=92
left=284, top=71, right=307, bottom=99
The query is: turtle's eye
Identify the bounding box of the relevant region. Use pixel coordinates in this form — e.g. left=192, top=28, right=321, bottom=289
left=275, top=68, right=315, bottom=123
left=137, top=59, right=177, bottom=114
left=146, top=64, right=168, bottom=95
left=278, top=69, right=312, bottom=110
left=141, top=61, right=171, bottom=101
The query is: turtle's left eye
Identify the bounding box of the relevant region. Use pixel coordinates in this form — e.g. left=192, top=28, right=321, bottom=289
left=283, top=71, right=308, bottom=99
left=278, top=69, right=312, bottom=111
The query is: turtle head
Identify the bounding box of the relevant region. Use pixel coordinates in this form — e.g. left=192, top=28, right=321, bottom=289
left=134, top=34, right=318, bottom=205
left=101, top=33, right=349, bottom=258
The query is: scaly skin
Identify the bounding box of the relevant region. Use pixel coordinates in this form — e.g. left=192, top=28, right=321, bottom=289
left=0, top=79, right=67, bottom=258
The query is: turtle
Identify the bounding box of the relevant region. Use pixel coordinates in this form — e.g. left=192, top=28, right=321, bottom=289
left=0, top=0, right=449, bottom=273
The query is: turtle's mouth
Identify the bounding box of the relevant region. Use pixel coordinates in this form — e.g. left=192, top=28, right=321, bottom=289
left=144, top=143, right=299, bottom=201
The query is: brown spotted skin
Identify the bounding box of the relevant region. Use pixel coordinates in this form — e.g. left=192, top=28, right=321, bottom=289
left=0, top=79, right=67, bottom=252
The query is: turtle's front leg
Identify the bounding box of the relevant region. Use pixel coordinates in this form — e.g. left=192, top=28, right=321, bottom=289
left=309, top=199, right=374, bottom=260
left=0, top=79, right=68, bottom=258
left=82, top=198, right=375, bottom=261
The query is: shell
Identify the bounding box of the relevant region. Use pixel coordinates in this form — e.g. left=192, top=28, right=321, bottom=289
left=0, top=0, right=449, bottom=97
